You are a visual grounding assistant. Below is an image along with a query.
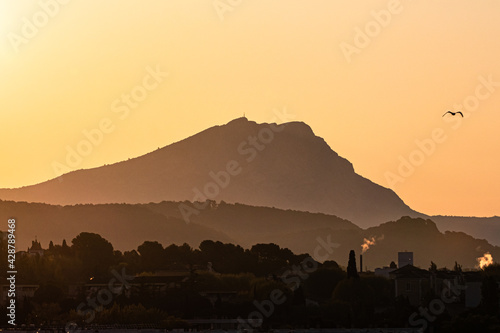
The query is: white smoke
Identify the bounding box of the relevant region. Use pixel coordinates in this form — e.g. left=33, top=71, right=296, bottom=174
left=361, top=235, right=384, bottom=254
left=477, top=252, right=494, bottom=269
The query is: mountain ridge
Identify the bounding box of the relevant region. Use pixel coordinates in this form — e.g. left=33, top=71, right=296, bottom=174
left=1, top=199, right=497, bottom=269
left=0, top=117, right=419, bottom=228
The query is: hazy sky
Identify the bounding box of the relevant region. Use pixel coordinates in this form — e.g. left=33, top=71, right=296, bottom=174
left=1, top=0, right=499, bottom=217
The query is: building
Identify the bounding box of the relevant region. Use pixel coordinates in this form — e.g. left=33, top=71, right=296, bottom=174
left=398, top=251, right=413, bottom=268
left=374, top=266, right=397, bottom=279
left=390, top=263, right=474, bottom=310
left=389, top=264, right=431, bottom=306
left=463, top=271, right=484, bottom=308
left=27, top=238, right=44, bottom=256
left=84, top=270, right=192, bottom=300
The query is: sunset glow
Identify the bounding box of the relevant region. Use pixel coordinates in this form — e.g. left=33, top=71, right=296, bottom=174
left=1, top=1, right=499, bottom=217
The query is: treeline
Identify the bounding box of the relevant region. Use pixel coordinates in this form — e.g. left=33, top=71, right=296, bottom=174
left=5, top=232, right=315, bottom=284
left=0, top=232, right=350, bottom=327
left=0, top=232, right=499, bottom=331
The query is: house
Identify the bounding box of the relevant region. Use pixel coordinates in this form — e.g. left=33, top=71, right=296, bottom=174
left=389, top=264, right=431, bottom=306
left=84, top=270, right=192, bottom=299
left=27, top=238, right=44, bottom=256
left=431, top=269, right=464, bottom=301
left=463, top=271, right=483, bottom=308
left=375, top=266, right=397, bottom=279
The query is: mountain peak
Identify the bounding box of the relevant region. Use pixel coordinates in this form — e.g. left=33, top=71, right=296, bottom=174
left=224, top=117, right=315, bottom=138
left=0, top=118, right=418, bottom=227
left=226, top=116, right=251, bottom=125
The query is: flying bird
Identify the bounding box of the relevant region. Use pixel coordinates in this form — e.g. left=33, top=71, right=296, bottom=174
left=443, top=111, right=463, bottom=117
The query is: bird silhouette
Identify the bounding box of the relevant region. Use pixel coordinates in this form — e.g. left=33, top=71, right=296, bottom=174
left=442, top=111, right=463, bottom=117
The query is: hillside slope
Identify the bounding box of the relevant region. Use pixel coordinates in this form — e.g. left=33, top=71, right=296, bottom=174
left=0, top=118, right=419, bottom=227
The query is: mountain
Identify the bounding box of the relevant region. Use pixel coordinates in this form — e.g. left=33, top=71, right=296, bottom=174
left=145, top=202, right=500, bottom=269
left=360, top=216, right=499, bottom=270
left=143, top=200, right=361, bottom=249
left=2, top=199, right=497, bottom=269
left=0, top=200, right=234, bottom=252
left=0, top=118, right=420, bottom=227
left=431, top=215, right=500, bottom=247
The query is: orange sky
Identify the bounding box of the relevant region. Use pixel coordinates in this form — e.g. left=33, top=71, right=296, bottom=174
left=0, top=0, right=499, bottom=217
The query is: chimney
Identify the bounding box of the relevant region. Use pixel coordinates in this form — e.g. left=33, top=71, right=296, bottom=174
left=360, top=254, right=363, bottom=273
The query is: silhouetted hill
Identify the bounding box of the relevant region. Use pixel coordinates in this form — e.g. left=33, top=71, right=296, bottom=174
left=431, top=215, right=500, bottom=246
left=0, top=118, right=419, bottom=227
left=0, top=200, right=233, bottom=252
left=1, top=200, right=496, bottom=269
left=143, top=200, right=361, bottom=248
left=265, top=216, right=500, bottom=270
left=361, top=216, right=499, bottom=269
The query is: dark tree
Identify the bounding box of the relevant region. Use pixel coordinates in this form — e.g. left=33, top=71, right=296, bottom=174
left=33, top=283, right=64, bottom=304
left=332, top=278, right=374, bottom=327
left=305, top=267, right=346, bottom=301
left=291, top=285, right=307, bottom=325
left=199, top=240, right=256, bottom=274
left=389, top=261, right=397, bottom=269
left=481, top=275, right=499, bottom=314
left=429, top=261, right=437, bottom=272
left=323, top=260, right=341, bottom=270
left=347, top=250, right=359, bottom=279
left=61, top=239, right=71, bottom=256
left=138, top=241, right=165, bottom=272
left=122, top=249, right=141, bottom=273
left=164, top=243, right=196, bottom=268
left=72, top=232, right=114, bottom=278
left=250, top=243, right=299, bottom=274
